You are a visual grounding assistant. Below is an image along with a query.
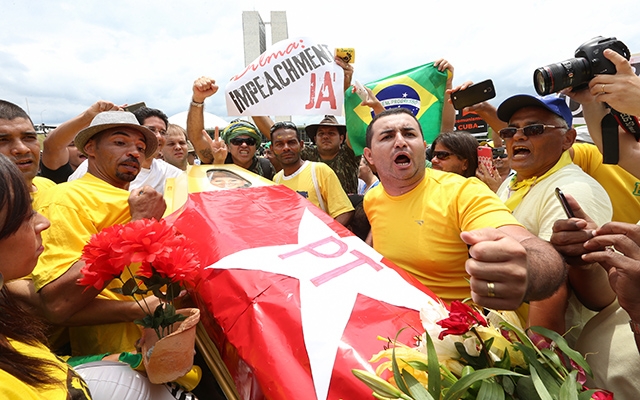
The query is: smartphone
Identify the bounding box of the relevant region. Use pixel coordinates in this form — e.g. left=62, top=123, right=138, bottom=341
left=451, top=79, right=496, bottom=110
left=335, top=48, right=355, bottom=64
left=353, top=80, right=368, bottom=101
left=124, top=101, right=146, bottom=113
left=477, top=146, right=497, bottom=177
left=555, top=187, right=575, bottom=218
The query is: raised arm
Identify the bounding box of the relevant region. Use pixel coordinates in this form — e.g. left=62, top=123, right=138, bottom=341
left=565, top=81, right=640, bottom=178
left=448, top=81, right=507, bottom=146
left=434, top=59, right=456, bottom=132
left=187, top=77, right=219, bottom=164
left=42, top=101, right=121, bottom=170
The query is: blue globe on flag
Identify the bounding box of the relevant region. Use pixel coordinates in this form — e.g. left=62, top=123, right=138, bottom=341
left=375, top=85, right=421, bottom=116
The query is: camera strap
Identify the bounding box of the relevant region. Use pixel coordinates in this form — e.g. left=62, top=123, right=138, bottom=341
left=610, top=108, right=640, bottom=141
left=601, top=113, right=619, bottom=164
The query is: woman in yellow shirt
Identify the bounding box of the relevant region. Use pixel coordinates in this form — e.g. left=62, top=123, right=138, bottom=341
left=0, top=153, right=91, bottom=400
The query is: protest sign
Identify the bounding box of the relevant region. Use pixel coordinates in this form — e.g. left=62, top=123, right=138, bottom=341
left=225, top=37, right=344, bottom=117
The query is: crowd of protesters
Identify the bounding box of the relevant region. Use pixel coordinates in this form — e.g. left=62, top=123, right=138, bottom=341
left=2, top=43, right=640, bottom=399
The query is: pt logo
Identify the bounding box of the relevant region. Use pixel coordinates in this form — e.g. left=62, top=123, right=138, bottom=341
left=634, top=182, right=640, bottom=196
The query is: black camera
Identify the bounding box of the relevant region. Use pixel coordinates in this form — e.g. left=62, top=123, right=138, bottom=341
left=533, top=36, right=630, bottom=96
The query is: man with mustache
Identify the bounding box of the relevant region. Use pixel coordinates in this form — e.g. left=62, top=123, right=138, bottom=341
left=31, top=111, right=167, bottom=356
left=69, top=106, right=184, bottom=194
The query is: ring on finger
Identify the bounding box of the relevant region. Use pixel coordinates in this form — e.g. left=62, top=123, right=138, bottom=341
left=601, top=84, right=606, bottom=94
left=487, top=282, right=496, bottom=298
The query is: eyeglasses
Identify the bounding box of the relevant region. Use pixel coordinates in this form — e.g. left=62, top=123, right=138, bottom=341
left=498, top=124, right=564, bottom=139
left=229, top=137, right=257, bottom=146
left=432, top=150, right=454, bottom=160
left=144, top=126, right=167, bottom=136
left=269, top=121, right=297, bottom=134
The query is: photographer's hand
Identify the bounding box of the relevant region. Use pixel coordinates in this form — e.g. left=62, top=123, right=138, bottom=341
left=589, top=49, right=640, bottom=116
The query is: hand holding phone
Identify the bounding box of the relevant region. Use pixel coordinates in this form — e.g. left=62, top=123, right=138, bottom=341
left=555, top=187, right=575, bottom=218
left=451, top=79, right=496, bottom=110
left=477, top=146, right=497, bottom=178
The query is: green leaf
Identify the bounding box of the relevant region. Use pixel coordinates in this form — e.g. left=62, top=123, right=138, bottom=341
left=406, top=360, right=429, bottom=372
left=494, top=346, right=511, bottom=370
left=529, top=364, right=553, bottom=400
left=477, top=379, right=505, bottom=400
left=540, top=348, right=565, bottom=373
left=455, top=342, right=487, bottom=369
left=402, top=369, right=435, bottom=400
left=513, top=343, right=562, bottom=393
left=443, top=368, right=524, bottom=400
left=391, top=329, right=412, bottom=396
left=515, top=377, right=542, bottom=400
left=483, top=337, right=495, bottom=352
left=121, top=278, right=141, bottom=296
left=424, top=330, right=441, bottom=397
left=528, top=326, right=592, bottom=376
left=559, top=370, right=579, bottom=400
left=352, top=369, right=408, bottom=399
left=501, top=375, right=515, bottom=396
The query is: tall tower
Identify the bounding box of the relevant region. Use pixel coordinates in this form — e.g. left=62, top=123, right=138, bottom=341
left=242, top=11, right=288, bottom=67
left=242, top=11, right=291, bottom=125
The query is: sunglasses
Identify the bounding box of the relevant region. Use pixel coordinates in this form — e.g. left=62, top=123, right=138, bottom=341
left=229, top=137, right=257, bottom=146
left=269, top=121, right=297, bottom=134
left=498, top=124, right=564, bottom=139
left=432, top=150, right=454, bottom=160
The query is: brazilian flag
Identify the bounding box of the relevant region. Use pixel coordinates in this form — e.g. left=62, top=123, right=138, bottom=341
left=345, top=62, right=449, bottom=155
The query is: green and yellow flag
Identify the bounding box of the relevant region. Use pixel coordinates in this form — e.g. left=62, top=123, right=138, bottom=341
left=345, top=62, right=448, bottom=155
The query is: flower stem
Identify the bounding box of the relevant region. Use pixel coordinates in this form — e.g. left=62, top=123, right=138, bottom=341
left=471, top=327, right=493, bottom=368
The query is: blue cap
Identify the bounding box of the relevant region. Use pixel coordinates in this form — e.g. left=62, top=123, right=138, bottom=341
left=497, top=94, right=572, bottom=127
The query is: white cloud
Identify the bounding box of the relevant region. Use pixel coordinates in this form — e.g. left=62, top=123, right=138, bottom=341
left=1, top=0, right=639, bottom=127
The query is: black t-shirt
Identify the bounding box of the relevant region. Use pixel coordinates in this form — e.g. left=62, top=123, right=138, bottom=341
left=39, top=160, right=73, bottom=184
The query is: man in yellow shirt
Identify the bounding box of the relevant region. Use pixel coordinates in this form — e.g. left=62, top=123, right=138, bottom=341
left=32, top=111, right=166, bottom=356
left=0, top=100, right=56, bottom=204
left=271, top=121, right=354, bottom=227
left=362, top=107, right=565, bottom=310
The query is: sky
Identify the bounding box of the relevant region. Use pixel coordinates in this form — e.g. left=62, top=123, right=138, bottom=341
left=2, top=0, right=639, bottom=128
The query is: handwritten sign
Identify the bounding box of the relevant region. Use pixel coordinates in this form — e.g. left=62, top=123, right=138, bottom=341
left=225, top=37, right=344, bottom=116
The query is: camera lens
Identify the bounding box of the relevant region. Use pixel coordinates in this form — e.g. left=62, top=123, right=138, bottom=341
left=533, top=57, right=591, bottom=96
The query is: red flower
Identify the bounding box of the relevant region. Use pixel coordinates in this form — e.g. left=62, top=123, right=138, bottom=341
left=437, top=301, right=487, bottom=340
left=137, top=235, right=201, bottom=287
left=78, top=224, right=127, bottom=290
left=78, top=218, right=201, bottom=291
left=115, top=219, right=176, bottom=264
left=591, top=390, right=614, bottom=400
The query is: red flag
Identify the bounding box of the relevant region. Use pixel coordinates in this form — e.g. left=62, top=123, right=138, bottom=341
left=167, top=185, right=441, bottom=399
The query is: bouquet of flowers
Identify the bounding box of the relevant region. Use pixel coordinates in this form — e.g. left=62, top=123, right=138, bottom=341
left=78, top=218, right=201, bottom=340
left=353, top=300, right=613, bottom=400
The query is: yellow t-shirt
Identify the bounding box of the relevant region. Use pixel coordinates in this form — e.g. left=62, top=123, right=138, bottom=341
left=0, top=339, right=91, bottom=399
left=33, top=173, right=143, bottom=356
left=364, top=169, right=520, bottom=303
left=32, top=176, right=56, bottom=208
left=572, top=142, right=640, bottom=224
left=274, top=161, right=354, bottom=218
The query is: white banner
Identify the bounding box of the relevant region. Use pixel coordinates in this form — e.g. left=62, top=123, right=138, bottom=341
left=225, top=37, right=344, bottom=116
